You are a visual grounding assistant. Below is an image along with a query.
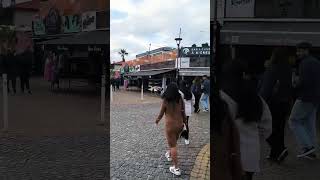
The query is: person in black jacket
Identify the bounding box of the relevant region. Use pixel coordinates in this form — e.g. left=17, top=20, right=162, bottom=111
left=19, top=49, right=33, bottom=94
left=191, top=77, right=202, bottom=113
left=5, top=48, right=18, bottom=95
left=260, top=47, right=292, bottom=163
left=289, top=42, right=320, bottom=159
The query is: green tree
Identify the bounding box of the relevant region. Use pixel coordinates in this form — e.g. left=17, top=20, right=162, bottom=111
left=118, top=49, right=128, bottom=62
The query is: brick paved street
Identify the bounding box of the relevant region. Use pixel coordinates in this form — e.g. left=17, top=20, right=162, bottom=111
left=110, top=91, right=210, bottom=179
left=0, top=77, right=108, bottom=179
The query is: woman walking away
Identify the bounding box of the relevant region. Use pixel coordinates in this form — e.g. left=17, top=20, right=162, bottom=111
left=155, top=83, right=186, bottom=176
left=221, top=60, right=272, bottom=180
left=192, top=77, right=202, bottom=113
left=213, top=92, right=243, bottom=180
left=179, top=80, right=194, bottom=145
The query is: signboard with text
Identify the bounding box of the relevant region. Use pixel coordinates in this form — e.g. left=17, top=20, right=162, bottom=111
left=181, top=47, right=210, bottom=57
left=226, top=0, right=255, bottom=17
left=180, top=57, right=190, bottom=68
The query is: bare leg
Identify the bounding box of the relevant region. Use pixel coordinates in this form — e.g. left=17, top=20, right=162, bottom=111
left=171, top=147, right=178, bottom=167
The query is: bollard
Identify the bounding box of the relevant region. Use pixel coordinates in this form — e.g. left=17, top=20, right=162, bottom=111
left=141, top=82, right=144, bottom=100
left=100, top=75, right=106, bottom=124
left=110, top=85, right=113, bottom=102
left=2, top=74, right=8, bottom=131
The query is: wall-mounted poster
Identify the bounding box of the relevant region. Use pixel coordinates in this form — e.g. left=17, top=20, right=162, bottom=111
left=63, top=15, right=81, bottom=33
left=226, top=0, right=255, bottom=17
left=32, top=18, right=46, bottom=36
left=82, top=11, right=96, bottom=31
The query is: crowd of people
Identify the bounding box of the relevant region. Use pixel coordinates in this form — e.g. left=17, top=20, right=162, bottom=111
left=213, top=42, right=320, bottom=180
left=0, top=41, right=33, bottom=95
left=155, top=75, right=210, bottom=176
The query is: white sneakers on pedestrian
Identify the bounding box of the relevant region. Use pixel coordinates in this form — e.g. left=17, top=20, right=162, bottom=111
left=169, top=166, right=181, bottom=176
left=165, top=151, right=172, bottom=161
left=185, top=139, right=190, bottom=145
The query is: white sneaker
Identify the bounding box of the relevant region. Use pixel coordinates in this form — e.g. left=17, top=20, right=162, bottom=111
left=165, top=151, right=172, bottom=161
left=169, top=166, right=181, bottom=176
left=185, top=139, right=190, bottom=145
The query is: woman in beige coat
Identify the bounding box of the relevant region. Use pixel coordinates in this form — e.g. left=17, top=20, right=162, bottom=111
left=156, top=83, right=185, bottom=176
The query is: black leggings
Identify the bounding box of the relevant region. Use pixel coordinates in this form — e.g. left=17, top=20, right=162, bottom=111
left=185, top=116, right=189, bottom=140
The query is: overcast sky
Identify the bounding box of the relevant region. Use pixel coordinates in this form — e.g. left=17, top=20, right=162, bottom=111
left=110, top=0, right=210, bottom=62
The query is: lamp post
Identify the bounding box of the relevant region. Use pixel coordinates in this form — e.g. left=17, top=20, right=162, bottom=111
left=175, top=37, right=182, bottom=82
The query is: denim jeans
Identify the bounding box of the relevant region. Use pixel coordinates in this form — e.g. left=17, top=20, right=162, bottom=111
left=289, top=99, right=318, bottom=150
left=201, top=93, right=209, bottom=110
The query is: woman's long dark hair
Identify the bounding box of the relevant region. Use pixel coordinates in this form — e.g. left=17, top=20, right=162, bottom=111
left=162, top=83, right=181, bottom=104
left=222, top=60, right=263, bottom=123
left=180, top=80, right=192, bottom=100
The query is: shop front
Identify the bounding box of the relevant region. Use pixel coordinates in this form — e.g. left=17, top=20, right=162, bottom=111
left=178, top=45, right=211, bottom=84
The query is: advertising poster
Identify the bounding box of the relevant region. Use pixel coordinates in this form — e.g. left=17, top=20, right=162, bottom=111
left=82, top=11, right=96, bottom=31
left=63, top=15, right=82, bottom=33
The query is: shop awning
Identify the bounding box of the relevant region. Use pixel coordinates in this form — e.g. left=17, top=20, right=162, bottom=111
left=39, top=29, right=109, bottom=45
left=220, top=21, right=320, bottom=46
left=179, top=67, right=210, bottom=77
left=125, top=69, right=175, bottom=77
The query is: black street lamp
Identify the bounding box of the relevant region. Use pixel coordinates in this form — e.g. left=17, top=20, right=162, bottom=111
left=175, top=37, right=182, bottom=82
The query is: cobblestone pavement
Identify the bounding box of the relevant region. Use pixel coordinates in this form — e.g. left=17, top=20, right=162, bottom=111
left=255, top=127, right=320, bottom=180
left=0, top=77, right=109, bottom=179
left=110, top=98, right=210, bottom=179
left=0, top=134, right=109, bottom=180
left=190, top=144, right=210, bottom=180
left=0, top=77, right=103, bottom=135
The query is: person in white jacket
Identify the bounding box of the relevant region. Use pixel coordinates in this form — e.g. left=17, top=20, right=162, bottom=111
left=179, top=80, right=195, bottom=145
left=221, top=60, right=272, bottom=180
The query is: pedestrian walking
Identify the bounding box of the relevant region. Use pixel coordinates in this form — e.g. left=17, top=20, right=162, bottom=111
left=213, top=92, right=243, bottom=180
left=191, top=77, right=202, bottom=113
left=221, top=60, right=272, bottom=180
left=155, top=83, right=186, bottom=176
left=259, top=47, right=292, bottom=163
left=6, top=48, right=18, bottom=95
left=116, top=77, right=120, bottom=90
left=19, top=49, right=33, bottom=94
left=289, top=42, right=320, bottom=159
left=44, top=52, right=54, bottom=84
left=179, top=80, right=195, bottom=145
left=52, top=53, right=60, bottom=90
left=200, top=75, right=210, bottom=112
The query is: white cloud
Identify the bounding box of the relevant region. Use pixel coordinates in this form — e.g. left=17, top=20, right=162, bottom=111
left=110, top=0, right=210, bottom=62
